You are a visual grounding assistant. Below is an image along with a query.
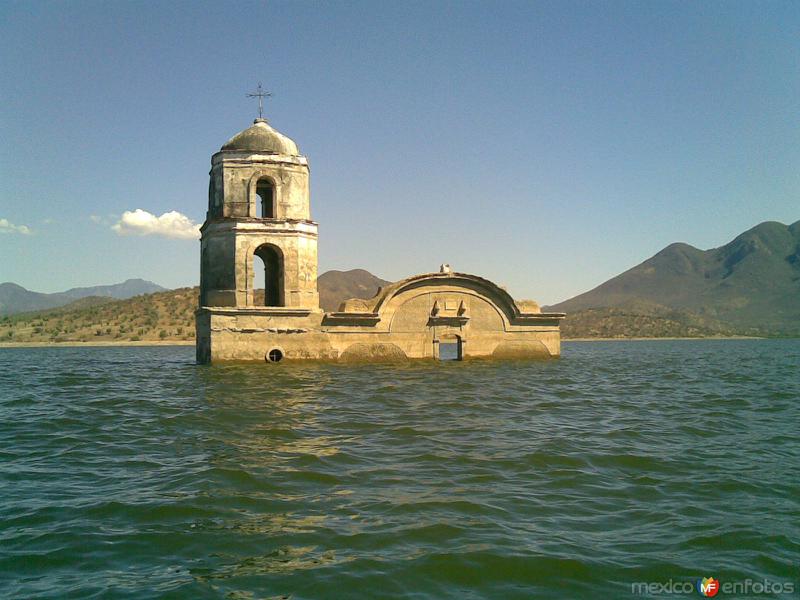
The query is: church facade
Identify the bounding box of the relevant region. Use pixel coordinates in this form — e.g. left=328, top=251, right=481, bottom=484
left=196, top=117, right=564, bottom=363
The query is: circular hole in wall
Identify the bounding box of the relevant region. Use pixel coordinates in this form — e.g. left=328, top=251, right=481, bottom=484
left=266, top=348, right=284, bottom=363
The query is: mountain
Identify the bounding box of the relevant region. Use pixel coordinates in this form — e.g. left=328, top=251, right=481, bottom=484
left=548, top=220, right=800, bottom=336
left=5, top=227, right=799, bottom=342
left=0, top=269, right=390, bottom=343
left=57, top=279, right=166, bottom=301
left=0, top=279, right=167, bottom=315
left=318, top=269, right=390, bottom=312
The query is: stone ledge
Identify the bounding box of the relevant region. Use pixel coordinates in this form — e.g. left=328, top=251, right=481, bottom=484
left=199, top=306, right=314, bottom=317
left=211, top=152, right=309, bottom=167
left=428, top=315, right=469, bottom=327
left=211, top=327, right=309, bottom=334
left=515, top=312, right=566, bottom=321
left=322, top=312, right=381, bottom=325
left=200, top=219, right=318, bottom=235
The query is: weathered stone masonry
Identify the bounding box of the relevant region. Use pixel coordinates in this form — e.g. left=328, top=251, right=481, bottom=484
left=196, top=118, right=565, bottom=363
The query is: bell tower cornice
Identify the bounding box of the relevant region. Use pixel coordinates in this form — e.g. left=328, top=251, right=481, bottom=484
left=210, top=152, right=309, bottom=168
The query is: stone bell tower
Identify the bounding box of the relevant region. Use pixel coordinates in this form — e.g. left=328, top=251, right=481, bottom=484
left=199, top=117, right=319, bottom=311
left=196, top=105, right=323, bottom=363
left=196, top=89, right=563, bottom=364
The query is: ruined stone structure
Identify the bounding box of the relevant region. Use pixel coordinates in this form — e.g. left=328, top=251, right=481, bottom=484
left=196, top=118, right=565, bottom=363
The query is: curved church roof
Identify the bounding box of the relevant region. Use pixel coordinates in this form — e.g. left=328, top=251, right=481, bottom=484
left=369, top=272, right=526, bottom=316
left=220, top=118, right=300, bottom=155
left=331, top=270, right=566, bottom=325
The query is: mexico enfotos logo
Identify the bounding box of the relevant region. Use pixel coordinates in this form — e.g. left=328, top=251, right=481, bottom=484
left=631, top=577, right=795, bottom=596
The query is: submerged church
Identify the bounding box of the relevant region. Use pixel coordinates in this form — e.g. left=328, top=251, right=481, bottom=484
left=196, top=114, right=565, bottom=364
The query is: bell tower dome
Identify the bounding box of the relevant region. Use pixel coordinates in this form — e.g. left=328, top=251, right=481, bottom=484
left=200, top=116, right=319, bottom=310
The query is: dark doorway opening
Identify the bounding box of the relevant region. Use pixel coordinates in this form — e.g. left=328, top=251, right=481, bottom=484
left=254, top=244, right=283, bottom=307
left=438, top=337, right=462, bottom=361
left=256, top=179, right=275, bottom=218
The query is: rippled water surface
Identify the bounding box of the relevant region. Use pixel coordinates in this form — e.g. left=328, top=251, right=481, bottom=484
left=1, top=340, right=799, bottom=599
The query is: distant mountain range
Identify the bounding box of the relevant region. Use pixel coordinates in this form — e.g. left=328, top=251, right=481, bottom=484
left=0, top=270, right=391, bottom=344
left=0, top=270, right=389, bottom=319
left=0, top=279, right=166, bottom=315
left=2, top=220, right=798, bottom=339
left=547, top=220, right=800, bottom=336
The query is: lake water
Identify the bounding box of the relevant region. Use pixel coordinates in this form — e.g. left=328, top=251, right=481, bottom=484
left=1, top=340, right=798, bottom=599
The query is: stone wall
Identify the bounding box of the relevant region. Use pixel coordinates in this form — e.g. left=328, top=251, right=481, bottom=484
left=197, top=275, right=563, bottom=363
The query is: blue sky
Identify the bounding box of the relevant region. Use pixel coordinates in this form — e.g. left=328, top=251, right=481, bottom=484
left=1, top=1, right=798, bottom=305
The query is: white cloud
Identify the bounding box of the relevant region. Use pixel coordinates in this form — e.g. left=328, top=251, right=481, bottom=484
left=89, top=215, right=103, bottom=224
left=0, top=218, right=32, bottom=235
left=111, top=209, right=200, bottom=240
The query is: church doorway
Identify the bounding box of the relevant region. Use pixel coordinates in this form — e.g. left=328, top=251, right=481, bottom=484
left=254, top=244, right=283, bottom=306
left=436, top=335, right=462, bottom=361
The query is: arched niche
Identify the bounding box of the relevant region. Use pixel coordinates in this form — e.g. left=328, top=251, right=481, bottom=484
left=253, top=243, right=284, bottom=307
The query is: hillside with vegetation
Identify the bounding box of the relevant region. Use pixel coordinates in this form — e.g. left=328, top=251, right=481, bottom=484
left=0, top=269, right=392, bottom=344
left=558, top=303, right=743, bottom=339
left=3, top=222, right=799, bottom=345
left=548, top=220, right=800, bottom=337
left=0, top=288, right=765, bottom=344
left=0, top=288, right=198, bottom=343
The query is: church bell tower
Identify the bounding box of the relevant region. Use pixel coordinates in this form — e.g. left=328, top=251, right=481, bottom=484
left=199, top=109, right=319, bottom=312
left=196, top=87, right=564, bottom=364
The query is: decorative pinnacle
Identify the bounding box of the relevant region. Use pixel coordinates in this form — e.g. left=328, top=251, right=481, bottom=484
left=246, top=82, right=272, bottom=120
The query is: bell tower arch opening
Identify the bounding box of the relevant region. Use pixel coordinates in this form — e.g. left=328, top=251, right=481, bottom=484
left=254, top=244, right=284, bottom=307
left=256, top=178, right=275, bottom=219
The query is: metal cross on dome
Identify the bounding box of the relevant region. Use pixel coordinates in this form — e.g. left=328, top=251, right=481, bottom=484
left=246, top=83, right=272, bottom=120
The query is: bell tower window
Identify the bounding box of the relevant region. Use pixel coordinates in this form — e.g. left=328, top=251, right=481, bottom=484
left=256, top=179, right=275, bottom=218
